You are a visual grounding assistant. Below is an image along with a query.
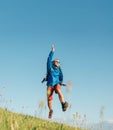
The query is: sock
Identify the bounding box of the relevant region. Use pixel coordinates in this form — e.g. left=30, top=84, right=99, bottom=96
left=61, top=102, right=65, bottom=107
left=50, top=109, right=53, bottom=112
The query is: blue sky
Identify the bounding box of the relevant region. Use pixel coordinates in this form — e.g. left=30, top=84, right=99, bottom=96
left=0, top=0, right=113, bottom=123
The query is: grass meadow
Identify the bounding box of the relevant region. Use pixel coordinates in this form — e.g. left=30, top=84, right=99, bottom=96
left=0, top=108, right=84, bottom=130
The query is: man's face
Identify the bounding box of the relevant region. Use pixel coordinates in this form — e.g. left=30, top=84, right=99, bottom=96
left=54, top=61, right=60, bottom=67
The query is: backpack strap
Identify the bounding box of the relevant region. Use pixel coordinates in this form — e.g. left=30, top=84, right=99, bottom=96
left=41, top=68, right=51, bottom=83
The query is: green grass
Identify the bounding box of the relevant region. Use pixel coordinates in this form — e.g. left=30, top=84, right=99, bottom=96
left=0, top=108, right=82, bottom=130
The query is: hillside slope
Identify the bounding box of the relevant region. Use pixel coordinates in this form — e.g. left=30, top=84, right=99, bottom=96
left=0, top=108, right=81, bottom=130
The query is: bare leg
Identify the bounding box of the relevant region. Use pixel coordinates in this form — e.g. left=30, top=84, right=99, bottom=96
left=55, top=84, right=68, bottom=111
left=57, top=89, right=64, bottom=103
left=47, top=87, right=53, bottom=110
left=48, top=100, right=52, bottom=110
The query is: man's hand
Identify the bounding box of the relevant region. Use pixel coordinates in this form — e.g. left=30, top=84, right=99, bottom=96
left=52, top=44, right=55, bottom=52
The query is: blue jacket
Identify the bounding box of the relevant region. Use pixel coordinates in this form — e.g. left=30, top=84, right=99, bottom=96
left=47, top=51, right=63, bottom=86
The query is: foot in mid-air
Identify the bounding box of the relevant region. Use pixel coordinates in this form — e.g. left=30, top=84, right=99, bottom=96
left=48, top=109, right=53, bottom=119
left=62, top=101, right=68, bottom=111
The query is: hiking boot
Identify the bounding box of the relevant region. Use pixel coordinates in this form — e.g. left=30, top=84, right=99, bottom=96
left=48, top=110, right=53, bottom=119
left=62, top=101, right=68, bottom=111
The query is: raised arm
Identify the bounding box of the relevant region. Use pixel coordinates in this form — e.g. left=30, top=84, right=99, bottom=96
left=47, top=44, right=55, bottom=72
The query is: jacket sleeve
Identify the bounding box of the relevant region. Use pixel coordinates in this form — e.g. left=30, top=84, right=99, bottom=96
left=47, top=51, right=54, bottom=72
left=59, top=68, right=63, bottom=83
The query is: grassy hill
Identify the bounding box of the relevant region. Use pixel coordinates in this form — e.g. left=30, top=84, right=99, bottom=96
left=0, top=108, right=82, bottom=130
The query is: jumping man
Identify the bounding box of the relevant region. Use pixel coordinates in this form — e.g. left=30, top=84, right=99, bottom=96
left=46, top=44, right=68, bottom=118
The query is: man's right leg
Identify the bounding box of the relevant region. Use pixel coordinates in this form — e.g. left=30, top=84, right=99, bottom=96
left=47, top=87, right=54, bottom=118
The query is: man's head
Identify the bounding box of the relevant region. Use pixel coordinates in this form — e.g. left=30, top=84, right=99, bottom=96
left=53, top=59, right=60, bottom=67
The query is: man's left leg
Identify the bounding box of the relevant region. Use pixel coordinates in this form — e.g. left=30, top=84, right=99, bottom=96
left=55, top=84, right=68, bottom=111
